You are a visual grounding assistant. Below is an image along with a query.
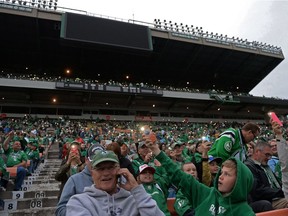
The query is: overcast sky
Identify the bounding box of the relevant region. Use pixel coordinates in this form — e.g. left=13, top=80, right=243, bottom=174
left=59, top=0, right=288, bottom=99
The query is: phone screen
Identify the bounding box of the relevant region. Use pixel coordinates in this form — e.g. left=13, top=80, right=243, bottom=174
left=268, top=112, right=283, bottom=126
left=117, top=175, right=127, bottom=184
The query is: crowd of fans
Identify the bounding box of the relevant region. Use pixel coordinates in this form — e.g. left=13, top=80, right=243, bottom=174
left=0, top=115, right=288, bottom=215
left=0, top=72, right=259, bottom=98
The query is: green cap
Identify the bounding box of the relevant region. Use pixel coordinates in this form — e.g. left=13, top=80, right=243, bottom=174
left=91, top=150, right=119, bottom=167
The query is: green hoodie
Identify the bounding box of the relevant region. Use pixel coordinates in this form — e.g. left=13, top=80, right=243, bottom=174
left=142, top=182, right=171, bottom=216
left=156, top=151, right=255, bottom=216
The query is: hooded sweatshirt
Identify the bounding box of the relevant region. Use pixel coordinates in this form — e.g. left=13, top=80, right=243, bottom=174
left=56, top=166, right=93, bottom=216
left=66, top=184, right=165, bottom=216
left=156, top=151, right=255, bottom=216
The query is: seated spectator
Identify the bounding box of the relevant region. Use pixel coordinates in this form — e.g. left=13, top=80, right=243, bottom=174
left=268, top=139, right=279, bottom=173
left=132, top=140, right=167, bottom=182
left=120, top=142, right=130, bottom=158
left=106, top=142, right=136, bottom=179
left=25, top=139, right=40, bottom=174
left=174, top=161, right=198, bottom=216
left=55, top=142, right=85, bottom=199
left=0, top=156, right=8, bottom=190
left=80, top=142, right=87, bottom=157
left=137, top=164, right=171, bottom=216
left=247, top=141, right=255, bottom=158
left=170, top=140, right=192, bottom=167
left=55, top=144, right=105, bottom=216
left=3, top=132, right=27, bottom=191
left=245, top=141, right=288, bottom=210
left=146, top=138, right=255, bottom=215
left=174, top=142, right=215, bottom=216
left=66, top=149, right=165, bottom=216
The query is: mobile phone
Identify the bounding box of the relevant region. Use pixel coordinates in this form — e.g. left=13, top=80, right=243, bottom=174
left=117, top=175, right=127, bottom=185
left=268, top=112, right=283, bottom=126
left=202, top=136, right=210, bottom=142
left=142, top=126, right=156, bottom=142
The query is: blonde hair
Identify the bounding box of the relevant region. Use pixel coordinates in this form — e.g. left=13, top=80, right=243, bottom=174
left=222, top=159, right=237, bottom=170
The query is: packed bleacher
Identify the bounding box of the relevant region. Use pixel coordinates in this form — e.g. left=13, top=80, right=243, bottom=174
left=0, top=115, right=288, bottom=215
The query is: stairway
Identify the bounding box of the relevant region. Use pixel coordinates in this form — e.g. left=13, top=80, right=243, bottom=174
left=0, top=143, right=62, bottom=216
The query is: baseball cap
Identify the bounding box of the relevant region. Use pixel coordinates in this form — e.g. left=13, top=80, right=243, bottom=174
left=171, top=140, right=184, bottom=149
left=138, top=141, right=147, bottom=148
left=87, top=144, right=105, bottom=161
left=208, top=155, right=222, bottom=164
left=139, top=164, right=155, bottom=174
left=91, top=150, right=119, bottom=167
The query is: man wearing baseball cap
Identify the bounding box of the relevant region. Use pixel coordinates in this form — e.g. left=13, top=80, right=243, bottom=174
left=66, top=149, right=164, bottom=216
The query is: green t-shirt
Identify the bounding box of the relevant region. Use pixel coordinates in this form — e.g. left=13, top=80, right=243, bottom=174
left=5, top=148, right=28, bottom=167
left=25, top=148, right=40, bottom=160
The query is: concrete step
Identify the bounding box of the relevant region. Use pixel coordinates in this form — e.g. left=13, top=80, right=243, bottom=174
left=1, top=197, right=58, bottom=213
left=1, top=207, right=56, bottom=216
left=28, top=183, right=60, bottom=191
left=0, top=190, right=59, bottom=200
left=47, top=151, right=59, bottom=160
left=0, top=146, right=62, bottom=216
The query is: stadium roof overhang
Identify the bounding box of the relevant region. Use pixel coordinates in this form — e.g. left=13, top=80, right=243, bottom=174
left=0, top=6, right=284, bottom=95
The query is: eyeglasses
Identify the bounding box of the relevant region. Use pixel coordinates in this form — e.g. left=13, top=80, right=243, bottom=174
left=251, top=131, right=258, bottom=139
left=264, top=153, right=272, bottom=158
left=93, top=165, right=119, bottom=172
left=261, top=152, right=272, bottom=159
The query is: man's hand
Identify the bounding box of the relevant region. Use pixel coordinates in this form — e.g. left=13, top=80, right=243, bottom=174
left=117, top=168, right=138, bottom=191
left=144, top=152, right=153, bottom=162
left=271, top=120, right=283, bottom=136
left=202, top=141, right=212, bottom=158
left=144, top=138, right=161, bottom=156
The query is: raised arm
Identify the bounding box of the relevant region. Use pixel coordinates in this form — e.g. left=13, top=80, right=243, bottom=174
left=272, top=120, right=288, bottom=198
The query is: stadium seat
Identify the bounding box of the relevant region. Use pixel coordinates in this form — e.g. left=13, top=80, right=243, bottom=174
left=256, top=208, right=288, bottom=216
left=6, top=167, right=17, bottom=178
left=167, top=198, right=178, bottom=216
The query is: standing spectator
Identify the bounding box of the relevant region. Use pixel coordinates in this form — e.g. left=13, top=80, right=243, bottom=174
left=3, top=132, right=27, bottom=191
left=66, top=149, right=165, bottom=216
left=272, top=120, right=288, bottom=199
left=209, top=122, right=260, bottom=163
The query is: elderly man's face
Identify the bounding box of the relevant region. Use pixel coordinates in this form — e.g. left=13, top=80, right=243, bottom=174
left=91, top=161, right=120, bottom=195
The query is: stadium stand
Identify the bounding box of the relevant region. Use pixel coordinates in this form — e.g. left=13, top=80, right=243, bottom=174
left=0, top=0, right=287, bottom=123
left=0, top=143, right=61, bottom=216
left=0, top=1, right=287, bottom=216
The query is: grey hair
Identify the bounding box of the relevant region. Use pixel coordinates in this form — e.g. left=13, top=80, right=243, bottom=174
left=255, top=141, right=271, bottom=151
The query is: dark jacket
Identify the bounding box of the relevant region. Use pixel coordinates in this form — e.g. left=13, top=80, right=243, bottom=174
left=244, top=158, right=284, bottom=202
left=119, top=156, right=137, bottom=179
